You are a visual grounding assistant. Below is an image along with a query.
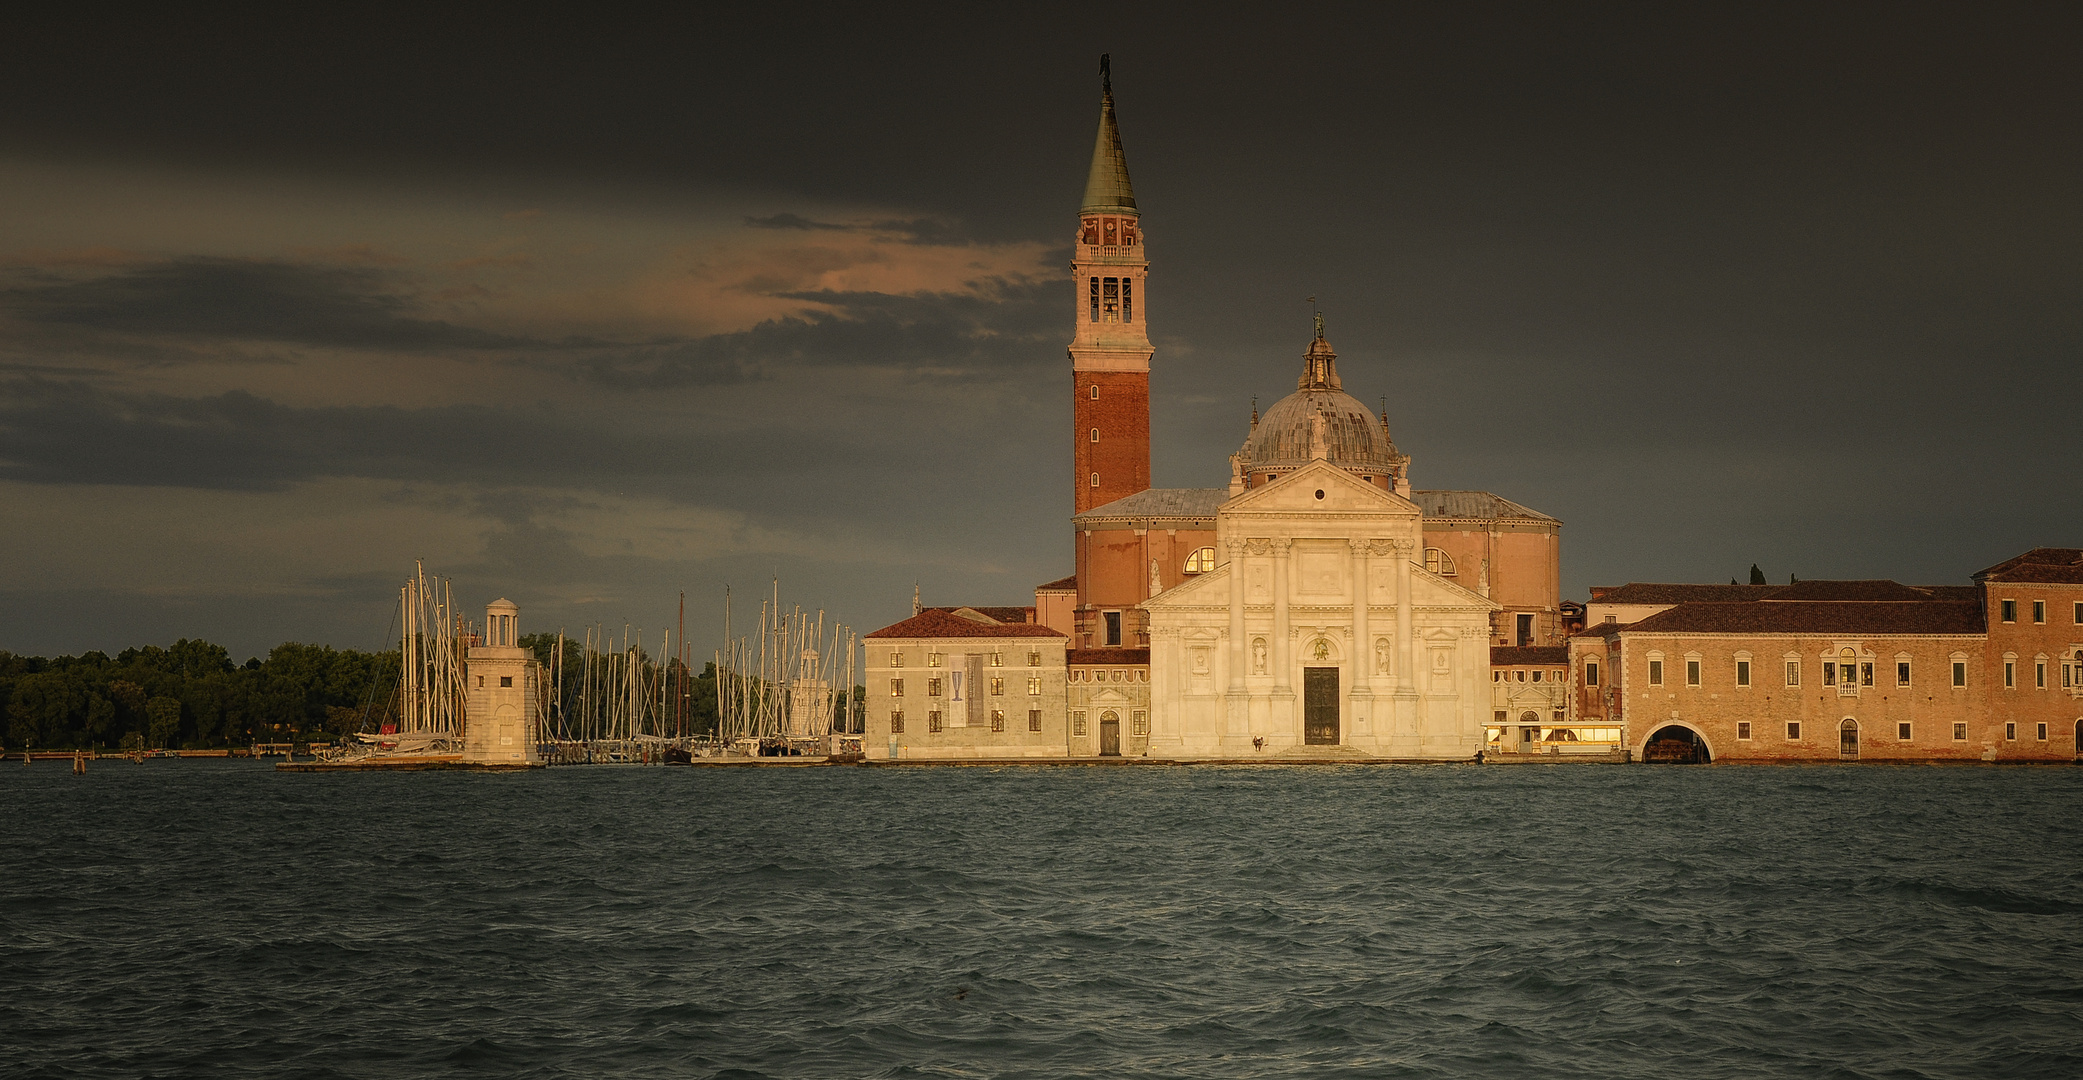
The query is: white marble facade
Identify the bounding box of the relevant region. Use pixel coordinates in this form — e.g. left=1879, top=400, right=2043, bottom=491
left=1142, top=461, right=1496, bottom=758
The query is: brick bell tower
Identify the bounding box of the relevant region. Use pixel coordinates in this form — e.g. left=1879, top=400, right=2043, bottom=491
left=1070, top=54, right=1152, bottom=515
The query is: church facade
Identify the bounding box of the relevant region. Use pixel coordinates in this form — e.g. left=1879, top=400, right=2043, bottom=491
left=863, top=62, right=1560, bottom=760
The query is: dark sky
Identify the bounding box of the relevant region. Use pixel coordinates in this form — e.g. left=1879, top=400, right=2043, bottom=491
left=2, top=4, right=2078, bottom=660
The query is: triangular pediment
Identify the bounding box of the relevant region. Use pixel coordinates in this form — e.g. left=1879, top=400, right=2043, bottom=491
left=1220, top=460, right=1417, bottom=518
left=1145, top=563, right=1230, bottom=609
left=1411, top=566, right=1498, bottom=610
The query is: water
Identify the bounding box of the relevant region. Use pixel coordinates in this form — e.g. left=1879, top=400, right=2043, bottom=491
left=2, top=761, right=2080, bottom=1079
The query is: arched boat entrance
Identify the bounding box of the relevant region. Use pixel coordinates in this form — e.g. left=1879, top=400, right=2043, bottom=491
left=1643, top=724, right=1711, bottom=764
left=1840, top=718, right=1859, bottom=761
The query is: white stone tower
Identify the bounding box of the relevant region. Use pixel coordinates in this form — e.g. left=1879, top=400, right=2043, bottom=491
left=464, top=598, right=542, bottom=765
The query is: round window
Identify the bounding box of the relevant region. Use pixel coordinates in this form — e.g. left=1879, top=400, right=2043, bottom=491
left=1314, top=489, right=1325, bottom=500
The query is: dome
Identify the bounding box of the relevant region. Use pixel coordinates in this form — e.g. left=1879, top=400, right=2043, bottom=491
left=1235, top=332, right=1405, bottom=478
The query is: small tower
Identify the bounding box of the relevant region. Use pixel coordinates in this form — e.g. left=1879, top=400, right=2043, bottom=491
left=463, top=598, right=542, bottom=766
left=1070, top=54, right=1153, bottom=515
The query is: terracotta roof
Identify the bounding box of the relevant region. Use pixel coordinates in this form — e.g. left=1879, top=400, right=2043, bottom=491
left=865, top=609, right=1066, bottom=640
left=1976, top=548, right=2083, bottom=585
left=1623, top=601, right=1985, bottom=636
left=949, top=606, right=1034, bottom=625
left=1073, top=488, right=1226, bottom=524
left=1413, top=490, right=1559, bottom=524
left=1491, top=646, right=1569, bottom=665
left=1919, top=585, right=1983, bottom=602
left=1067, top=648, right=1150, bottom=665
left=1589, top=583, right=1780, bottom=605
left=1035, top=575, right=1078, bottom=592
left=1573, top=622, right=1629, bottom=640
left=1761, top=580, right=1943, bottom=602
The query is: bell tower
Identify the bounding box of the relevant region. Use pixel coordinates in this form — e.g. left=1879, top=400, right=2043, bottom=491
left=1070, top=54, right=1153, bottom=514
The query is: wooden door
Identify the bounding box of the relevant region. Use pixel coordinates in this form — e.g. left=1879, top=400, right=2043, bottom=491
left=1099, top=713, right=1121, bottom=756
left=1304, top=667, right=1340, bottom=745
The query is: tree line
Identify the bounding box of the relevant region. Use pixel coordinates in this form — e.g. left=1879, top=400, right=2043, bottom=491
left=0, top=634, right=866, bottom=750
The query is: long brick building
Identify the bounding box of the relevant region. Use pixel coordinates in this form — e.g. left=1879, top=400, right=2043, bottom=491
left=1567, top=548, right=2083, bottom=762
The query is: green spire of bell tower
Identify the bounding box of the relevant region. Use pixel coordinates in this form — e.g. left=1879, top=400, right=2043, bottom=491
left=1081, top=54, right=1137, bottom=215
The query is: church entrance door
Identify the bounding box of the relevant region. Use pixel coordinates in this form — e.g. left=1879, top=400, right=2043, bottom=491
left=1303, top=667, right=1339, bottom=745
left=1099, top=712, right=1121, bottom=756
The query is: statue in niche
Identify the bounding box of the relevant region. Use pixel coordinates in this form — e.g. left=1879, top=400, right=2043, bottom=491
left=1375, top=637, right=1390, bottom=675
left=1251, top=637, right=1267, bottom=674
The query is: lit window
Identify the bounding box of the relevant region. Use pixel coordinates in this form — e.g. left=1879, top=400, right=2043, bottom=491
left=1898, top=722, right=1912, bottom=741
left=1861, top=662, right=1873, bottom=687
left=990, top=652, right=1002, bottom=668
left=1182, top=547, right=1217, bottom=574
left=1102, top=277, right=1120, bottom=321
left=990, top=710, right=1005, bottom=732
left=1785, top=660, right=1800, bottom=686
left=1897, top=661, right=1911, bottom=686
left=1027, top=676, right=1041, bottom=695
left=1586, top=661, right=1600, bottom=687
left=1736, top=660, right=1751, bottom=687
left=890, top=711, right=904, bottom=734
left=890, top=678, right=904, bottom=697
left=928, top=710, right=943, bottom=733
left=1027, top=650, right=1040, bottom=667
left=1132, top=711, right=1149, bottom=736
left=889, top=651, right=904, bottom=668
left=2001, top=599, right=2017, bottom=622
left=990, top=677, right=1004, bottom=696
left=2033, top=600, right=2046, bottom=623
left=1737, top=721, right=1752, bottom=740
left=928, top=652, right=942, bottom=668
left=927, top=677, right=941, bottom=697
left=1787, top=721, right=1802, bottom=740
left=1424, top=548, right=1456, bottom=575
left=1841, top=649, right=1857, bottom=688
left=1648, top=659, right=1664, bottom=686
left=1953, top=722, right=1967, bottom=741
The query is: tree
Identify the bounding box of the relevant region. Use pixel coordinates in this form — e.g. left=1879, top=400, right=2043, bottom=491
left=146, top=697, right=182, bottom=750
left=1749, top=564, right=1767, bottom=585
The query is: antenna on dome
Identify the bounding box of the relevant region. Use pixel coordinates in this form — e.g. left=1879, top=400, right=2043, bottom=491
left=1100, top=53, right=1111, bottom=94
left=1250, top=396, right=1259, bottom=429
left=1305, top=295, right=1322, bottom=340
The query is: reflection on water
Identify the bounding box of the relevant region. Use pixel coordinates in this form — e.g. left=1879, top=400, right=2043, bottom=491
left=3, top=761, right=2080, bottom=1078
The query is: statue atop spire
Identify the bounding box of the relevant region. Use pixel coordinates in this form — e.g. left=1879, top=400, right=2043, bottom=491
left=1081, top=55, right=1137, bottom=215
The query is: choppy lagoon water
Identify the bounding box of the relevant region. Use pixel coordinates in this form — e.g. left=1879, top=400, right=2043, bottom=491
left=2, top=761, right=2081, bottom=1079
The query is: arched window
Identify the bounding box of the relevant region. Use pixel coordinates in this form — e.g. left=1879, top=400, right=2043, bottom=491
left=1424, top=547, right=1456, bottom=575
left=1182, top=547, right=1216, bottom=574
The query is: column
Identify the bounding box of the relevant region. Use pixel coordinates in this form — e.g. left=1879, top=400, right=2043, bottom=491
left=1271, top=538, right=1292, bottom=695
left=1225, top=539, right=1247, bottom=694
left=1350, top=538, right=1373, bottom=732
left=1395, top=538, right=1416, bottom=694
